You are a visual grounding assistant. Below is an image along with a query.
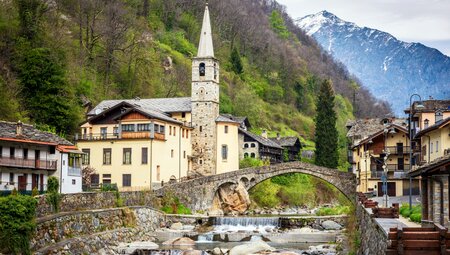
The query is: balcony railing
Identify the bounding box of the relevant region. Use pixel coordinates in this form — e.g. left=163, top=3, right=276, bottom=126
left=75, top=132, right=165, bottom=141
left=384, top=146, right=411, bottom=155
left=370, top=164, right=411, bottom=172
left=371, top=171, right=407, bottom=179
left=0, top=157, right=57, bottom=170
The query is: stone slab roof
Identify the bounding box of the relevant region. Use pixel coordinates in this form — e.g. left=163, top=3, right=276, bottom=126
left=269, top=137, right=300, bottom=147
left=346, top=118, right=408, bottom=146
left=0, top=121, right=72, bottom=145
left=405, top=99, right=450, bottom=113
left=88, top=97, right=192, bottom=116
left=239, top=128, right=283, bottom=149
left=216, top=115, right=240, bottom=124
left=408, top=154, right=450, bottom=177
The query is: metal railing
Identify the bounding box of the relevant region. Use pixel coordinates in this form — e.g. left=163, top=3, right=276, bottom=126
left=75, top=132, right=166, bottom=141
left=370, top=164, right=411, bottom=172
left=370, top=171, right=407, bottom=179
left=0, top=157, right=57, bottom=170
left=384, top=146, right=411, bottom=155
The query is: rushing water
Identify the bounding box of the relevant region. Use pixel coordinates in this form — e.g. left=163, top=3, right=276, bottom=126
left=211, top=216, right=280, bottom=234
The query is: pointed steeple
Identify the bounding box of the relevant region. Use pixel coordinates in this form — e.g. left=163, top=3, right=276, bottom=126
left=197, top=3, right=214, bottom=58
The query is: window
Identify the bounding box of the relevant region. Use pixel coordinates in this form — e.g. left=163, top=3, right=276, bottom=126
left=123, top=148, right=132, bottom=164
left=435, top=110, right=443, bottom=122
left=49, top=146, right=56, bottom=154
left=182, top=112, right=186, bottom=118
left=82, top=149, right=90, bottom=165
left=244, top=153, right=249, bottom=158
left=222, top=145, right=228, bottom=160
left=139, top=147, right=148, bottom=164
left=91, top=174, right=99, bottom=186
left=436, top=141, right=439, bottom=153
left=183, top=151, right=186, bottom=159
left=169, top=126, right=172, bottom=135
left=424, top=119, right=429, bottom=129
left=156, top=166, right=160, bottom=181
left=122, top=124, right=135, bottom=132
left=186, top=130, right=189, bottom=138
left=224, top=125, right=229, bottom=134
left=173, top=127, right=176, bottom=136
left=182, top=129, right=185, bottom=138
left=72, top=179, right=76, bottom=185
left=171, top=149, right=174, bottom=158
left=122, top=174, right=131, bottom=187
left=102, top=174, right=111, bottom=184
left=113, top=127, right=119, bottom=135
left=199, top=63, right=206, bottom=76
left=160, top=125, right=165, bottom=134
left=23, top=148, right=28, bottom=159
left=250, top=153, right=256, bottom=158
left=244, top=143, right=249, bottom=148
left=100, top=127, right=107, bottom=139
left=0, top=146, right=2, bottom=158
left=137, top=123, right=150, bottom=131
left=103, top=148, right=112, bottom=165
left=200, top=126, right=203, bottom=132
left=9, top=147, right=14, bottom=158
left=9, top=173, right=14, bottom=184
left=431, top=142, right=433, bottom=154
left=251, top=143, right=256, bottom=148
left=154, top=124, right=159, bottom=133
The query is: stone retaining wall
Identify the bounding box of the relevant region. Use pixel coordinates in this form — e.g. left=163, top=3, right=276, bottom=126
left=280, top=215, right=348, bottom=229
left=32, top=206, right=164, bottom=252
left=35, top=191, right=157, bottom=218
left=357, top=205, right=388, bottom=255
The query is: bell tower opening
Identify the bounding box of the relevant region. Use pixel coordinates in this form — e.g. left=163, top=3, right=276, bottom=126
left=199, top=63, right=206, bottom=76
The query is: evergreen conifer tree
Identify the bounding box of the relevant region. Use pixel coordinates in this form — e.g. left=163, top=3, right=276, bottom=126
left=314, top=79, right=339, bottom=168
left=230, top=47, right=243, bottom=74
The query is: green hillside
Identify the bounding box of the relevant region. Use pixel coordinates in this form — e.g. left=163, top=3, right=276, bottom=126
left=0, top=0, right=391, bottom=168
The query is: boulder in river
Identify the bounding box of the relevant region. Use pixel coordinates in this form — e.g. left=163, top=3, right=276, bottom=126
left=162, top=237, right=195, bottom=246
left=170, top=222, right=183, bottom=230
left=321, top=220, right=342, bottom=230
left=229, top=240, right=275, bottom=255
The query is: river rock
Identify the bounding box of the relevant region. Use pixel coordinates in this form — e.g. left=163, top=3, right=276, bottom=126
left=116, top=241, right=159, bottom=254
left=212, top=247, right=229, bottom=255
left=162, top=237, right=195, bottom=246
left=229, top=240, right=275, bottom=255
left=183, top=250, right=203, bottom=255
left=170, top=222, right=183, bottom=230
left=321, top=220, right=342, bottom=230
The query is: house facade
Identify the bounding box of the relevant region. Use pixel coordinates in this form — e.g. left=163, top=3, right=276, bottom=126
left=347, top=118, right=420, bottom=197
left=270, top=134, right=302, bottom=161
left=408, top=116, right=450, bottom=227
left=75, top=5, right=240, bottom=190
left=0, top=121, right=82, bottom=194
left=238, top=129, right=283, bottom=164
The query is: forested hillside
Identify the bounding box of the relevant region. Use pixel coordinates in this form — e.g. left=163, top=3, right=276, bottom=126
left=0, top=0, right=390, bottom=148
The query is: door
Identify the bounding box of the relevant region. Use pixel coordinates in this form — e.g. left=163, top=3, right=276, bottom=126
left=397, top=143, right=404, bottom=155
left=39, top=174, right=44, bottom=192
left=377, top=182, right=396, bottom=197
left=31, top=174, right=39, bottom=189
left=35, top=150, right=40, bottom=169
left=18, top=174, right=27, bottom=191
left=398, top=157, right=404, bottom=171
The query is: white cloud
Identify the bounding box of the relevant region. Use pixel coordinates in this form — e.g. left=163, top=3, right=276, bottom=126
left=277, top=0, right=450, bottom=55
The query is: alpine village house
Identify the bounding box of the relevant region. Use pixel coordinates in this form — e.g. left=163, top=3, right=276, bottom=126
left=0, top=121, right=83, bottom=194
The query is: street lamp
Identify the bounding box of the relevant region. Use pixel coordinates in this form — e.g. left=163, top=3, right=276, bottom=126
left=408, top=94, right=425, bottom=210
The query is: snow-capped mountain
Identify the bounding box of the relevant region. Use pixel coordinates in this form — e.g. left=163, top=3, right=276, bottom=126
left=297, top=11, right=450, bottom=115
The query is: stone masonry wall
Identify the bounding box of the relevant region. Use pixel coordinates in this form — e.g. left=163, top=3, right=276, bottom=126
left=357, top=204, right=388, bottom=255
left=32, top=206, right=164, bottom=252
left=35, top=190, right=157, bottom=218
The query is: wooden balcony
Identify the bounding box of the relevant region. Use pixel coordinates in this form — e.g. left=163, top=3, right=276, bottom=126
left=0, top=157, right=57, bottom=170
left=384, top=146, right=411, bottom=155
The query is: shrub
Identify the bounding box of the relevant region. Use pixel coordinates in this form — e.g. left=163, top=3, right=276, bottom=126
left=160, top=191, right=191, bottom=215
left=101, top=183, right=118, bottom=192
left=239, top=157, right=264, bottom=169
left=31, top=187, right=39, bottom=197
left=316, top=205, right=350, bottom=216
left=46, top=176, right=61, bottom=213
left=410, top=213, right=422, bottom=223
left=0, top=195, right=37, bottom=254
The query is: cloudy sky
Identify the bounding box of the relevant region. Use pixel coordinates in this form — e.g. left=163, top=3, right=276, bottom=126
left=277, top=0, right=450, bottom=56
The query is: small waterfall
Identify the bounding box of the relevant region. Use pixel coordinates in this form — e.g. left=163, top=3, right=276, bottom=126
left=197, top=233, right=214, bottom=243
left=213, top=217, right=280, bottom=227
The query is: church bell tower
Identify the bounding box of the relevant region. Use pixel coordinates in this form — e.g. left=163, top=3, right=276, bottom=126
left=190, top=4, right=220, bottom=176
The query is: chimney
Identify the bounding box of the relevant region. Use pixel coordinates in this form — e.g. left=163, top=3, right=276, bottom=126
left=16, top=121, right=23, bottom=136
left=261, top=130, right=267, bottom=139
left=277, top=132, right=281, bottom=140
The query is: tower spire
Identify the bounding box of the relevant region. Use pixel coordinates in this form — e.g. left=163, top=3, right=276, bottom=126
left=197, top=4, right=214, bottom=58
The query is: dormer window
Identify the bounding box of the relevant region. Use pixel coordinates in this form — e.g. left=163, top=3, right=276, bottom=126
left=435, top=110, right=443, bottom=122
left=424, top=119, right=429, bottom=129
left=199, top=63, right=206, bottom=76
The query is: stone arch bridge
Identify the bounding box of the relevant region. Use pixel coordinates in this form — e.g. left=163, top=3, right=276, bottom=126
left=156, top=161, right=357, bottom=212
